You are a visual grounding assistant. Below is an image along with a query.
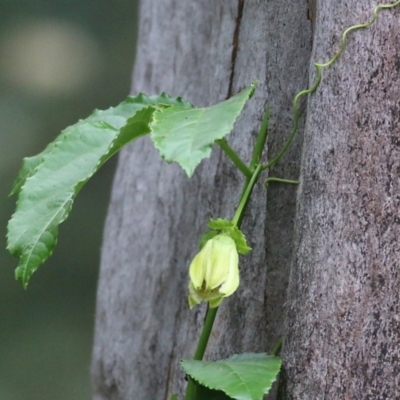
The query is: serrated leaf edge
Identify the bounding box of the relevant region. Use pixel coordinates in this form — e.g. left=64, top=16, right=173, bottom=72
left=8, top=90, right=193, bottom=285
left=149, top=83, right=256, bottom=177
left=181, top=353, right=281, bottom=400
left=8, top=121, right=119, bottom=286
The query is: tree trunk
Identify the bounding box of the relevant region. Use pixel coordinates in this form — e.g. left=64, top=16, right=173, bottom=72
left=91, top=1, right=311, bottom=399
left=92, top=0, right=400, bottom=399
left=283, top=2, right=400, bottom=399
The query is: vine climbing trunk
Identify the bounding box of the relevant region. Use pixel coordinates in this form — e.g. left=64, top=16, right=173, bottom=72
left=91, top=1, right=311, bottom=399
left=283, top=1, right=400, bottom=399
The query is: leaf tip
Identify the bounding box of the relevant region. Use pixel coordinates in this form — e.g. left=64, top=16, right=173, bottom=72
left=15, top=268, right=30, bottom=289
left=249, top=80, right=258, bottom=97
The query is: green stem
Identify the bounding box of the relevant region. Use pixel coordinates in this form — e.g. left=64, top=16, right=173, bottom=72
left=232, top=163, right=263, bottom=228
left=264, top=177, right=299, bottom=188
left=184, top=307, right=218, bottom=400
left=217, top=139, right=252, bottom=179
left=272, top=338, right=283, bottom=356
left=249, top=107, right=270, bottom=171
left=185, top=165, right=264, bottom=400
left=261, top=68, right=321, bottom=171
left=261, top=0, right=400, bottom=171
left=193, top=307, right=218, bottom=360
left=184, top=378, right=197, bottom=400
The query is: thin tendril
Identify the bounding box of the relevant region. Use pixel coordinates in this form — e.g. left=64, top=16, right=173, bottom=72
left=262, top=0, right=400, bottom=171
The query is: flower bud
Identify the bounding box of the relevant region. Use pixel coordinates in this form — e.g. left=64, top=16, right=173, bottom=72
left=188, top=234, right=239, bottom=309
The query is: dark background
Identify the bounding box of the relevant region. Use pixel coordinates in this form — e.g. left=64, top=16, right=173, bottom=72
left=0, top=1, right=138, bottom=398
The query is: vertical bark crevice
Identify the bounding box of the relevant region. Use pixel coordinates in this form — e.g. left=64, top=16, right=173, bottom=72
left=263, top=1, right=313, bottom=355
left=227, top=0, right=245, bottom=98
left=307, top=0, right=317, bottom=36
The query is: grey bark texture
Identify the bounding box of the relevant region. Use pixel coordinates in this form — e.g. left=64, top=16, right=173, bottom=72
left=91, top=0, right=400, bottom=399
left=284, top=2, right=400, bottom=399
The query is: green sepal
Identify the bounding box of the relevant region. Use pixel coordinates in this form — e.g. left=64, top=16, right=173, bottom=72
left=199, top=230, right=219, bottom=249
left=205, top=218, right=251, bottom=255
left=208, top=218, right=235, bottom=231
left=229, top=226, right=251, bottom=255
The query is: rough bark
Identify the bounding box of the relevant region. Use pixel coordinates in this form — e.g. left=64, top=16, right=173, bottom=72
left=284, top=1, right=400, bottom=399
left=91, top=1, right=311, bottom=399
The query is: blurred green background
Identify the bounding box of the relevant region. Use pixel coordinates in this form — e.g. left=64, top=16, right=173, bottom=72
left=0, top=1, right=138, bottom=399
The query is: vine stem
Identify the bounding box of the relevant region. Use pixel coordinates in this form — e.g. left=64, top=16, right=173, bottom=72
left=218, top=106, right=269, bottom=178
left=193, top=307, right=219, bottom=361
left=184, top=164, right=263, bottom=400
left=184, top=307, right=218, bottom=400
left=262, top=0, right=400, bottom=171
left=232, top=163, right=263, bottom=227
left=217, top=139, right=252, bottom=178
left=264, top=177, right=299, bottom=188
left=249, top=107, right=270, bottom=171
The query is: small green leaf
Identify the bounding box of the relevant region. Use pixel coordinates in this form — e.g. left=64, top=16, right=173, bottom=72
left=7, top=93, right=192, bottom=286
left=181, top=353, right=281, bottom=400
left=150, top=83, right=256, bottom=176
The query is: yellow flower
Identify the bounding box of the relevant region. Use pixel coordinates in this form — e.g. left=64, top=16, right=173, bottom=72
left=188, top=234, right=239, bottom=309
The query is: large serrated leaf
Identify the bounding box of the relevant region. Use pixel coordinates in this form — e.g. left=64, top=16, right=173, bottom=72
left=150, top=83, right=256, bottom=176
left=10, top=93, right=192, bottom=197
left=181, top=353, right=281, bottom=400
left=7, top=93, right=192, bottom=287
left=10, top=138, right=63, bottom=197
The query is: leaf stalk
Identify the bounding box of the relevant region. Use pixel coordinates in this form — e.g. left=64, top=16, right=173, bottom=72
left=184, top=307, right=218, bottom=400
left=217, top=139, right=252, bottom=178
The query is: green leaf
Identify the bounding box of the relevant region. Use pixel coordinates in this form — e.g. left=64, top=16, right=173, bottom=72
left=7, top=93, right=192, bottom=287
left=195, top=385, right=231, bottom=400
left=150, top=83, right=256, bottom=176
left=181, top=353, right=281, bottom=400
left=8, top=84, right=256, bottom=286
left=10, top=93, right=192, bottom=197
left=10, top=139, right=63, bottom=197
